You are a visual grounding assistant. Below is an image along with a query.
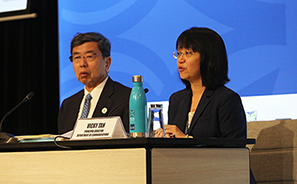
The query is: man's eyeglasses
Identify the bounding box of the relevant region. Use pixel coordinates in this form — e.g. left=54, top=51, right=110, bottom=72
left=69, top=53, right=104, bottom=63
left=173, top=51, right=194, bottom=59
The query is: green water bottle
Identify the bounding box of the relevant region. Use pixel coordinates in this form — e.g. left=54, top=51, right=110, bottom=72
left=129, top=75, right=147, bottom=137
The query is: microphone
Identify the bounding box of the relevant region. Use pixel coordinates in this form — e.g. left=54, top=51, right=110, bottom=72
left=0, top=92, right=35, bottom=143
left=23, top=91, right=35, bottom=102
left=107, top=88, right=149, bottom=116
left=144, top=88, right=149, bottom=94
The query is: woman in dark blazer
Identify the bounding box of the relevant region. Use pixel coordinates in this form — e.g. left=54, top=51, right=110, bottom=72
left=155, top=27, right=246, bottom=139
left=156, top=27, right=256, bottom=183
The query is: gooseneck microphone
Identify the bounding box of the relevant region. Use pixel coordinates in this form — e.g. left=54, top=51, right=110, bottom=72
left=0, top=91, right=35, bottom=130
left=0, top=92, right=34, bottom=143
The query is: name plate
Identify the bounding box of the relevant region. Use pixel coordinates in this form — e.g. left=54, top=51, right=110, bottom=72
left=71, top=116, right=128, bottom=140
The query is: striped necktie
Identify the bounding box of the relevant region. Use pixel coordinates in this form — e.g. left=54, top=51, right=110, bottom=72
left=80, top=93, right=92, bottom=119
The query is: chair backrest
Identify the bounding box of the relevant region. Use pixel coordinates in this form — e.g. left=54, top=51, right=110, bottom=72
left=247, top=119, right=297, bottom=183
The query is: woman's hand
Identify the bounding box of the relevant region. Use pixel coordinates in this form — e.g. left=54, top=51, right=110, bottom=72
left=154, top=125, right=187, bottom=138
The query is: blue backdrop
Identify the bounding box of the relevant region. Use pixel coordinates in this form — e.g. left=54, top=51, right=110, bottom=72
left=58, top=0, right=297, bottom=104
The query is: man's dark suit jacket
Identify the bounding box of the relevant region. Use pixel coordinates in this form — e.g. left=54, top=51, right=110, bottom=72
left=57, top=77, right=131, bottom=134
left=168, top=85, right=247, bottom=139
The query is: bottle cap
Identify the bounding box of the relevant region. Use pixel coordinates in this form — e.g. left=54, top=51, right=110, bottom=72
left=132, top=75, right=143, bottom=82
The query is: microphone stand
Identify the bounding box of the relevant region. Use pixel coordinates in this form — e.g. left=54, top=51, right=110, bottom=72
left=0, top=92, right=34, bottom=143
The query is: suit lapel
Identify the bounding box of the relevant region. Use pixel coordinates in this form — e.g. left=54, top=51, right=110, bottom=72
left=72, top=90, right=84, bottom=120
left=188, top=88, right=214, bottom=134
left=93, top=78, right=114, bottom=117
left=174, top=89, right=192, bottom=132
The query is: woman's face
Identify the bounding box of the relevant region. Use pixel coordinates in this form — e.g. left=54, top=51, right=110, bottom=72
left=176, top=48, right=202, bottom=84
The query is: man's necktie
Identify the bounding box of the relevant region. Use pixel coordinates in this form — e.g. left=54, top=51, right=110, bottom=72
left=80, top=93, right=92, bottom=119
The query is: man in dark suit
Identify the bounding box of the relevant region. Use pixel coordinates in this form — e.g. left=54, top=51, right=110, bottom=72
left=57, top=32, right=131, bottom=134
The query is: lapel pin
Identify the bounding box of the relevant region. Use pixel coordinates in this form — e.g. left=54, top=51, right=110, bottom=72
left=101, top=107, right=108, bottom=114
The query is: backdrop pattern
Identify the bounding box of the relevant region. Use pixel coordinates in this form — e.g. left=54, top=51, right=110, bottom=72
left=59, top=0, right=297, bottom=104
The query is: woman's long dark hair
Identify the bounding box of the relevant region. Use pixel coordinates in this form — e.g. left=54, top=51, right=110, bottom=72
left=176, top=27, right=230, bottom=89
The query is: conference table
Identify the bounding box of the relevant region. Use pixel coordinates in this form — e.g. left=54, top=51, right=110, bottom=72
left=0, top=137, right=255, bottom=184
